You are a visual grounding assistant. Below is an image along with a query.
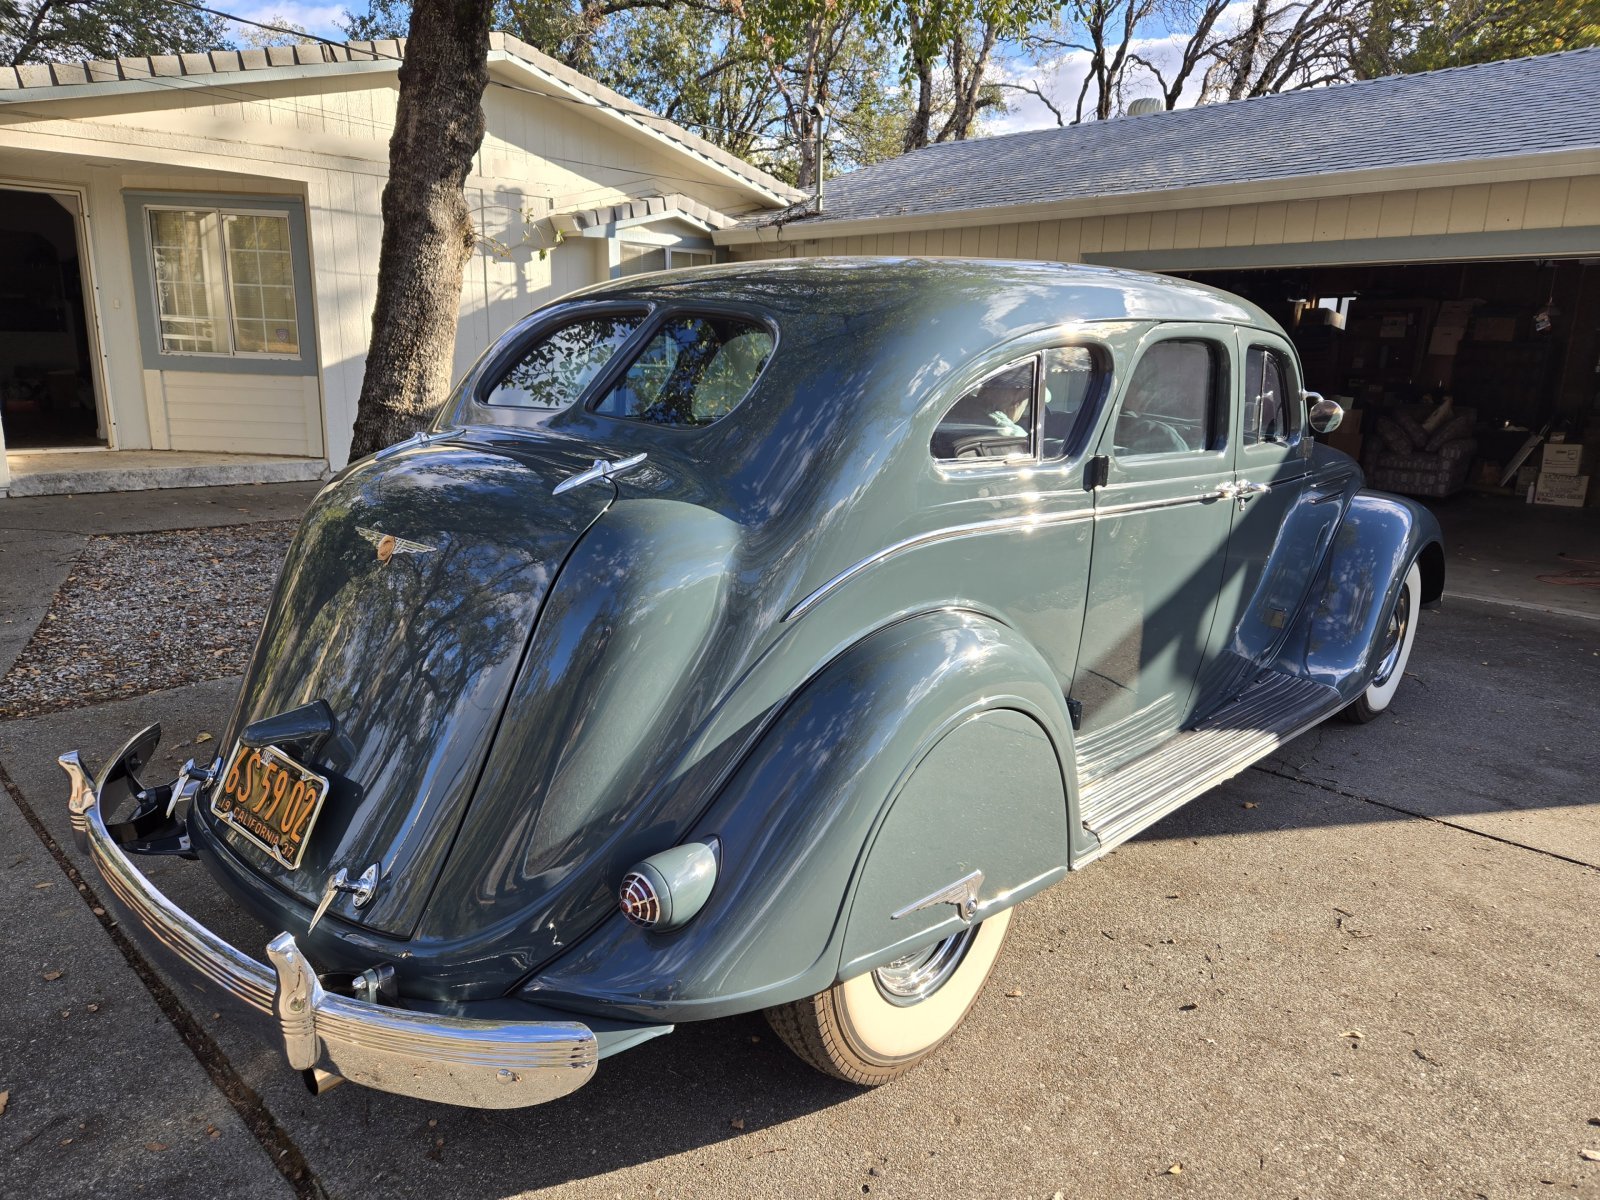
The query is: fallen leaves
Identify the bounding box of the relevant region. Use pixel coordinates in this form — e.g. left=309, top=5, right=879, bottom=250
left=1004, top=988, right=1024, bottom=998
left=41, top=969, right=62, bottom=982
left=0, top=1089, right=9, bottom=1117
left=1581, top=1149, right=1600, bottom=1163
left=1340, top=1030, right=1364, bottom=1040
left=729, top=1117, right=746, bottom=1131
left=1165, top=1163, right=1183, bottom=1175
left=145, top=1142, right=169, bottom=1153
left=195, top=731, right=215, bottom=743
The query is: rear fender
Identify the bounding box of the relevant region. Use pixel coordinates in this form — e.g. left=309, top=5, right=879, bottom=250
left=1268, top=490, right=1442, bottom=701
left=522, top=609, right=1076, bottom=1023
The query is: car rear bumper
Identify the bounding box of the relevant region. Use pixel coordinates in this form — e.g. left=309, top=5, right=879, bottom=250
left=60, top=743, right=599, bottom=1110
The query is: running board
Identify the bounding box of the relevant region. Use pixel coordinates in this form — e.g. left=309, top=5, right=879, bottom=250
left=1075, top=673, right=1344, bottom=864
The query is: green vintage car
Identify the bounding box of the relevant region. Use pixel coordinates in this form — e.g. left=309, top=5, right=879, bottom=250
left=64, top=259, right=1441, bottom=1107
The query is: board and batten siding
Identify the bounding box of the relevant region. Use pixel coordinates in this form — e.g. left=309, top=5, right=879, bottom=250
left=733, top=175, right=1600, bottom=269
left=1, top=63, right=769, bottom=468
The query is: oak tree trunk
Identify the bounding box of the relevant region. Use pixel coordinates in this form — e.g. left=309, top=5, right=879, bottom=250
left=348, top=0, right=492, bottom=460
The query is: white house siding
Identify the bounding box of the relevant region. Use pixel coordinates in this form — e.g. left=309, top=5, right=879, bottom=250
left=0, top=54, right=778, bottom=474
left=730, top=175, right=1600, bottom=268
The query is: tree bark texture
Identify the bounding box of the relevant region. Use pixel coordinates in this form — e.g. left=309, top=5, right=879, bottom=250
left=348, top=0, right=492, bottom=460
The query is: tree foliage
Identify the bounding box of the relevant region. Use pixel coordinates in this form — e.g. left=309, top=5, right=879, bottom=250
left=0, top=0, right=226, bottom=65
left=1352, top=0, right=1600, bottom=76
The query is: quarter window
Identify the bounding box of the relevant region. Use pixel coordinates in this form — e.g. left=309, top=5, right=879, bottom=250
left=147, top=207, right=300, bottom=357
left=591, top=314, right=773, bottom=427
left=1114, top=340, right=1220, bottom=456
left=931, top=359, right=1037, bottom=462
left=484, top=313, right=644, bottom=409
left=1041, top=347, right=1103, bottom=459
left=1244, top=346, right=1299, bottom=445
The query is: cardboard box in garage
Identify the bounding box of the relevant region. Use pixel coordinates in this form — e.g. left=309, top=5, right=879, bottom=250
left=1541, top=442, right=1583, bottom=475
left=1534, top=471, right=1590, bottom=507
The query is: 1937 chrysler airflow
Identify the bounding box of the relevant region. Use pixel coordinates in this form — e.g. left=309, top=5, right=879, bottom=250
left=63, top=259, right=1442, bottom=1107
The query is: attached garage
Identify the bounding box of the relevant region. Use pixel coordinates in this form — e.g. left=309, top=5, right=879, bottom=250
left=719, top=48, right=1600, bottom=614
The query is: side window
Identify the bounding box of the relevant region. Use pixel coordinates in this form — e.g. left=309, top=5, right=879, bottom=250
left=930, top=359, right=1037, bottom=462
left=591, top=314, right=774, bottom=427
left=1041, top=346, right=1103, bottom=459
left=1114, top=339, right=1220, bottom=456
left=485, top=313, right=643, bottom=409
left=1244, top=346, right=1300, bottom=445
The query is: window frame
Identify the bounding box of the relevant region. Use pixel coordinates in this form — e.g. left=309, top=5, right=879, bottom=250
left=125, top=192, right=316, bottom=377
left=930, top=341, right=1111, bottom=471
left=1108, top=334, right=1229, bottom=461
left=1241, top=341, right=1304, bottom=451
left=465, top=301, right=779, bottom=434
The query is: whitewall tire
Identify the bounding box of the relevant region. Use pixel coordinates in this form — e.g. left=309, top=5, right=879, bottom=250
left=765, top=906, right=1013, bottom=1086
left=1340, top=561, right=1421, bottom=724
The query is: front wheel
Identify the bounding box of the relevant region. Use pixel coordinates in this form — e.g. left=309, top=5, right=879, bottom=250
left=1340, top=561, right=1421, bottom=724
left=764, top=907, right=1013, bottom=1086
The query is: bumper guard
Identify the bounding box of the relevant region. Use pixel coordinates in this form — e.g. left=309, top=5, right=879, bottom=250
left=60, top=734, right=598, bottom=1109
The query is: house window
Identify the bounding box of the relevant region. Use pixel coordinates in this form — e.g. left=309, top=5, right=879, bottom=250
left=147, top=207, right=300, bottom=357
left=615, top=242, right=716, bottom=277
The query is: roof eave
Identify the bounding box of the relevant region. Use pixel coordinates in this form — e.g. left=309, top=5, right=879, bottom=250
left=714, top=145, right=1600, bottom=246
left=487, top=43, right=801, bottom=208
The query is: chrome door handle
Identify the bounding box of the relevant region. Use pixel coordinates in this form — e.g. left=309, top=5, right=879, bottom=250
left=1217, top=480, right=1270, bottom=511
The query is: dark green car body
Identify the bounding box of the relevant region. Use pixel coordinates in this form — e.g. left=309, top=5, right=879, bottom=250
left=86, top=260, right=1444, bottom=1089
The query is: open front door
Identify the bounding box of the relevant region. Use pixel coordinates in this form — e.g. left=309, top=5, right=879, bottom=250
left=0, top=187, right=105, bottom=453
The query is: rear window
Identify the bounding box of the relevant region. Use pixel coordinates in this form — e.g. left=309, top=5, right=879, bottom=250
left=484, top=313, right=643, bottom=409
left=591, top=315, right=774, bottom=428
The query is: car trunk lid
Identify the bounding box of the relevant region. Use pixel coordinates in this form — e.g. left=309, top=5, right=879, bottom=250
left=202, top=431, right=616, bottom=937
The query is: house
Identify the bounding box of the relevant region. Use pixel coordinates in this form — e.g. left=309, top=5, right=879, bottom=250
left=0, top=33, right=799, bottom=497
left=721, top=49, right=1600, bottom=508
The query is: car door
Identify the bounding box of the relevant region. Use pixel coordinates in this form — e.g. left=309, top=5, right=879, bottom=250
left=1072, top=325, right=1237, bottom=779
left=1191, top=331, right=1338, bottom=716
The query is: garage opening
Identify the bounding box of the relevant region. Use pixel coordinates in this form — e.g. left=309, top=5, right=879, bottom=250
left=0, top=187, right=103, bottom=450
left=1178, top=257, right=1600, bottom=618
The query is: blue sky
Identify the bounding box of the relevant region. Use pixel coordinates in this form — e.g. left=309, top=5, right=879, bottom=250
left=231, top=3, right=349, bottom=41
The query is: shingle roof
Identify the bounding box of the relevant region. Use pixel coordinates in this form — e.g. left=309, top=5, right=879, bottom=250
left=0, top=33, right=800, bottom=204
left=759, top=48, right=1600, bottom=228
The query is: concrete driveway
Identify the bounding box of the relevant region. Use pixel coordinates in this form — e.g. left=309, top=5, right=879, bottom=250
left=1, top=485, right=1597, bottom=1200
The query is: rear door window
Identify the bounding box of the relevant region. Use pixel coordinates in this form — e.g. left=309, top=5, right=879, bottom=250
left=483, top=312, right=644, bottom=409
left=592, top=314, right=774, bottom=427
left=1114, top=339, right=1221, bottom=456
left=930, top=359, right=1037, bottom=462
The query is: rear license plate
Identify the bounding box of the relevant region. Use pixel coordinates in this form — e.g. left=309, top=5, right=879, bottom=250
left=210, top=743, right=330, bottom=870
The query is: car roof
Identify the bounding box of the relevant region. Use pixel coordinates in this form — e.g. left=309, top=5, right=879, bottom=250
left=566, top=256, right=1283, bottom=335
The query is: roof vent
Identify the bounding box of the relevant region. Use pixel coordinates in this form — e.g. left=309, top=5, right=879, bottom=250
left=1126, top=97, right=1164, bottom=117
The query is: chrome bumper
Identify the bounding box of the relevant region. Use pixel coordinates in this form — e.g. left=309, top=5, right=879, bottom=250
left=60, top=743, right=598, bottom=1110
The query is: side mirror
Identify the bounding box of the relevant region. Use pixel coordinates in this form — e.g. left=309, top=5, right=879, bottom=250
left=1306, top=392, right=1344, bottom=435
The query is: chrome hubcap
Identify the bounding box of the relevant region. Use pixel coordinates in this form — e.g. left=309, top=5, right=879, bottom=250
left=872, top=924, right=981, bottom=1006
left=1373, top=584, right=1412, bottom=687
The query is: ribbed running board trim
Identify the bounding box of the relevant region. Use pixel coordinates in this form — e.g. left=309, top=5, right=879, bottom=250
left=1075, top=673, right=1342, bottom=862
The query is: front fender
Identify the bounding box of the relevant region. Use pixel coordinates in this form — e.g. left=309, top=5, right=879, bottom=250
left=1270, top=489, right=1442, bottom=701
left=523, top=609, right=1076, bottom=1023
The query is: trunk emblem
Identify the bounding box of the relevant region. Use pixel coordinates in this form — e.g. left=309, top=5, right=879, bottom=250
left=357, top=526, right=436, bottom=565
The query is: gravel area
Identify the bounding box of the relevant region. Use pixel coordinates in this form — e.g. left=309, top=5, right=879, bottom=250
left=0, top=521, right=298, bottom=720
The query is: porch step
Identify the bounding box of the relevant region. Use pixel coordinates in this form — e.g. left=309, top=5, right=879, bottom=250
left=1076, top=672, right=1344, bottom=859
left=4, top=451, right=325, bottom=497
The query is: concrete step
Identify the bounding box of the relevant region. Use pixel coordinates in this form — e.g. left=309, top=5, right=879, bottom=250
left=4, top=451, right=326, bottom=497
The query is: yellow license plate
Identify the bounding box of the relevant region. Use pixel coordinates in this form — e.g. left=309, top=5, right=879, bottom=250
left=210, top=742, right=330, bottom=870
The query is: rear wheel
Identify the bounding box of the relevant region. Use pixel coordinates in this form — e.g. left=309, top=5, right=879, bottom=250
left=1340, top=561, right=1421, bottom=724
left=764, top=907, right=1013, bottom=1086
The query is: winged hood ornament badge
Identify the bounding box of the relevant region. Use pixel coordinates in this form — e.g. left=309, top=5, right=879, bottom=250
left=356, top=526, right=436, bottom=566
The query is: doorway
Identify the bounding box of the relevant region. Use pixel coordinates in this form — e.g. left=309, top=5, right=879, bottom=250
left=0, top=187, right=104, bottom=449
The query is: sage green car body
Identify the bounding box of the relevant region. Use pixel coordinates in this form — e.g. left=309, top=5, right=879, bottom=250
left=189, top=259, right=1442, bottom=1034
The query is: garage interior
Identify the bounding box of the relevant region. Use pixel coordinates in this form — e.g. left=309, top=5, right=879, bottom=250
left=1183, top=257, right=1600, bottom=618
